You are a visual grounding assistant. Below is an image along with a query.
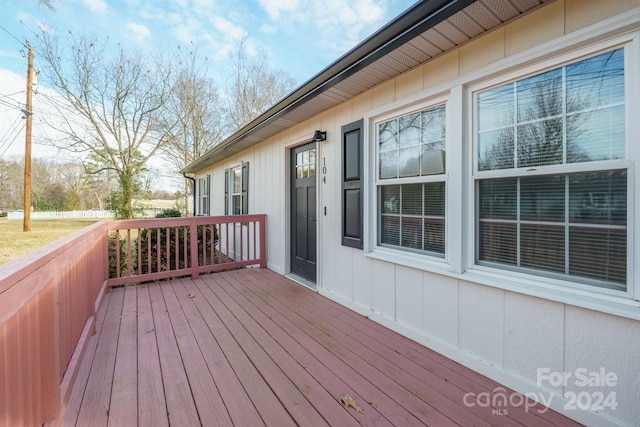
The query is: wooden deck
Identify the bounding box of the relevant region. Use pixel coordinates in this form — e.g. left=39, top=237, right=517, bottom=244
left=59, top=268, right=580, bottom=426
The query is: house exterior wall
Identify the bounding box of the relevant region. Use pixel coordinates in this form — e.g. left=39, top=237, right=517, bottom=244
left=196, top=2, right=640, bottom=425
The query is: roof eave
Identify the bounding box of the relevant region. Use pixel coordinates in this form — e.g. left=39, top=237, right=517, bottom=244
left=182, top=0, right=476, bottom=173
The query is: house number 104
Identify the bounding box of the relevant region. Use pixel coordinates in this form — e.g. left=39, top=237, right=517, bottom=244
left=322, top=157, right=327, bottom=183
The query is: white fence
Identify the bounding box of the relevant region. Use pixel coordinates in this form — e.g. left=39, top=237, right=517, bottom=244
left=7, top=210, right=116, bottom=221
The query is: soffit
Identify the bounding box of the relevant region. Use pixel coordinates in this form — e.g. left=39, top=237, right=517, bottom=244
left=184, top=0, right=551, bottom=172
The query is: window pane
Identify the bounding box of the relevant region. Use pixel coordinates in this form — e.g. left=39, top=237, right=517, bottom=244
left=421, top=142, right=445, bottom=175
left=296, top=152, right=303, bottom=166
left=569, top=227, right=626, bottom=286
left=479, top=128, right=514, bottom=170
left=479, top=179, right=517, bottom=220
left=517, top=118, right=563, bottom=167
left=233, top=168, right=242, bottom=193
left=402, top=184, right=422, bottom=215
left=516, top=68, right=562, bottom=122
left=566, top=48, right=624, bottom=113
left=478, top=84, right=514, bottom=131
left=310, top=148, right=316, bottom=164
left=381, top=216, right=400, bottom=246
left=479, top=222, right=516, bottom=265
left=424, top=182, right=445, bottom=216
left=567, top=106, right=625, bottom=162
left=379, top=119, right=398, bottom=151
left=381, top=185, right=400, bottom=213
left=424, top=218, right=444, bottom=253
left=520, top=224, right=565, bottom=273
left=401, top=217, right=422, bottom=250
left=520, top=175, right=565, bottom=222
left=422, top=105, right=446, bottom=143
left=399, top=113, right=421, bottom=148
left=379, top=150, right=398, bottom=179
left=232, top=195, right=241, bottom=215
left=309, top=162, right=316, bottom=177
left=399, top=146, right=420, bottom=177
left=569, top=170, right=626, bottom=226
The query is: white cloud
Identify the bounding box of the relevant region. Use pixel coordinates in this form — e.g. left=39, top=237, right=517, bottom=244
left=126, top=22, right=151, bottom=43
left=257, top=0, right=299, bottom=20
left=80, top=0, right=109, bottom=14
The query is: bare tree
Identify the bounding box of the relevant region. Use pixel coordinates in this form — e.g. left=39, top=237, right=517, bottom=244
left=36, top=31, right=177, bottom=218
left=225, top=36, right=297, bottom=130
left=160, top=45, right=226, bottom=214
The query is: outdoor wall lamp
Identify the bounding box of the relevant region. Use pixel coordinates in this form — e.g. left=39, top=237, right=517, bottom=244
left=312, top=130, right=327, bottom=142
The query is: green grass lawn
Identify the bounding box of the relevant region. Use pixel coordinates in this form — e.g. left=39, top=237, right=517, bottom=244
left=0, top=218, right=100, bottom=265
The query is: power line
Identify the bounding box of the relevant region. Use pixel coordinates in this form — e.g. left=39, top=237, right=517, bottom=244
left=0, top=23, right=26, bottom=47
left=0, top=120, right=26, bottom=157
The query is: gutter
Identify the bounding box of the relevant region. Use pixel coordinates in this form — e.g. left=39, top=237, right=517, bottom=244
left=182, top=173, right=197, bottom=216
left=182, top=0, right=475, bottom=173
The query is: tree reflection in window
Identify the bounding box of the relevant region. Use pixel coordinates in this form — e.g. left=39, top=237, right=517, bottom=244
left=478, top=48, right=624, bottom=171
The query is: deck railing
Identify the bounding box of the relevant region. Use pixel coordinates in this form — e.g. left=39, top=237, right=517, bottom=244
left=0, top=222, right=108, bottom=427
left=107, top=214, right=267, bottom=286
left=0, top=214, right=266, bottom=426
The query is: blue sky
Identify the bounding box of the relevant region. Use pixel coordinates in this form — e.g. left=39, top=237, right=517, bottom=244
left=0, top=0, right=414, bottom=187
left=1, top=0, right=415, bottom=85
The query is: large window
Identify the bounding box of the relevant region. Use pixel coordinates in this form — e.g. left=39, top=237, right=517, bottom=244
left=474, top=48, right=628, bottom=290
left=377, top=103, right=446, bottom=256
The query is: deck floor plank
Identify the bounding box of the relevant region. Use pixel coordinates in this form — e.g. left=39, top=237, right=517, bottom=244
left=136, top=284, right=169, bottom=427
left=159, top=280, right=233, bottom=426
left=60, top=268, right=583, bottom=427
left=75, top=287, right=124, bottom=427
left=107, top=286, right=138, bottom=427
left=147, top=283, right=201, bottom=426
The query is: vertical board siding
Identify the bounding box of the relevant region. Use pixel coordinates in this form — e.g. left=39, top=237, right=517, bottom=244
left=0, top=222, right=108, bottom=427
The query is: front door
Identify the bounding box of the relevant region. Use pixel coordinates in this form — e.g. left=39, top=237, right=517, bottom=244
left=290, top=142, right=317, bottom=284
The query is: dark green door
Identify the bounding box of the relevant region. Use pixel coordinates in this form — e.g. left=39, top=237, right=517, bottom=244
left=291, top=142, right=317, bottom=284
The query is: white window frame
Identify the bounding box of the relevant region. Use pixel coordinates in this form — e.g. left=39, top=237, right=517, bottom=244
left=229, top=164, right=242, bottom=215
left=465, top=33, right=639, bottom=301
left=365, top=93, right=458, bottom=273
left=225, top=162, right=248, bottom=216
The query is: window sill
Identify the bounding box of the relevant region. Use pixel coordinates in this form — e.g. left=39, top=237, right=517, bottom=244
left=366, top=247, right=640, bottom=321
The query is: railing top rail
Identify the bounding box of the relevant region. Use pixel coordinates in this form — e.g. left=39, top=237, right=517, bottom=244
left=0, top=221, right=107, bottom=296
left=107, top=214, right=266, bottom=230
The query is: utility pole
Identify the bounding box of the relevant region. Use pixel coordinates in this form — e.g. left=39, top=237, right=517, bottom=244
left=23, top=43, right=33, bottom=232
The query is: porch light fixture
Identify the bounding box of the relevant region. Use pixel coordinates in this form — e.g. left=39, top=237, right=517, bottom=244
left=312, top=130, right=327, bottom=142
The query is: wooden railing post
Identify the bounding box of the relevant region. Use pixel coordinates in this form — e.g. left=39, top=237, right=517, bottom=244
left=259, top=215, right=267, bottom=268
left=189, top=217, right=199, bottom=279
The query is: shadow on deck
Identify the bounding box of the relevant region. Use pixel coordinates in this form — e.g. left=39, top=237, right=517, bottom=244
left=59, top=268, right=580, bottom=426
